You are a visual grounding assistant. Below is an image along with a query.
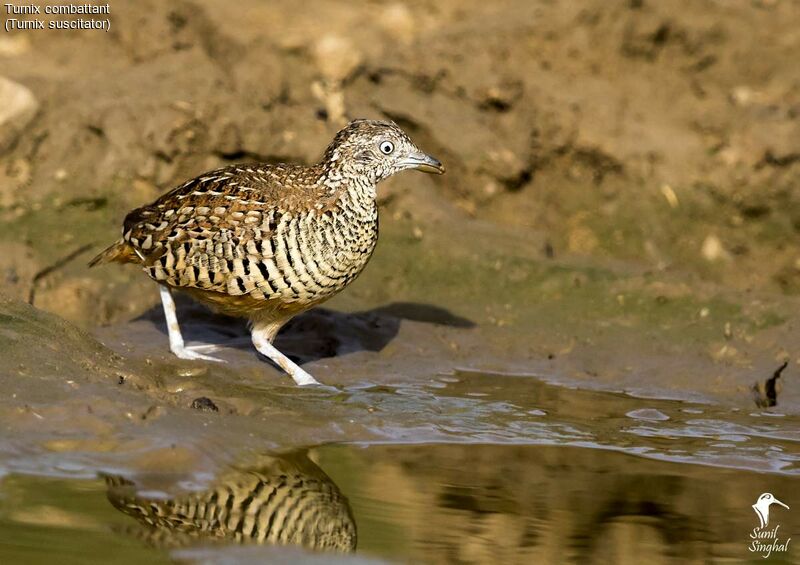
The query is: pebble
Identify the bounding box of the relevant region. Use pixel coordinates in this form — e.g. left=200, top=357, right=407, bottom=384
left=312, top=34, right=362, bottom=82
left=191, top=397, right=219, bottom=412
left=0, top=76, right=38, bottom=153
left=0, top=35, right=30, bottom=56
left=701, top=234, right=730, bottom=262
left=379, top=4, right=416, bottom=44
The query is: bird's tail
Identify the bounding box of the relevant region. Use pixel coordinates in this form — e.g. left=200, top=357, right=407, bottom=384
left=88, top=240, right=138, bottom=267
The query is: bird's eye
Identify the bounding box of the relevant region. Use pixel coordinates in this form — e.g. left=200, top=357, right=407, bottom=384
left=379, top=141, right=394, bottom=155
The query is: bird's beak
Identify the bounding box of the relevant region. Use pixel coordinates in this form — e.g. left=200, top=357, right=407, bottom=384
left=401, top=152, right=445, bottom=174
left=775, top=498, right=790, bottom=510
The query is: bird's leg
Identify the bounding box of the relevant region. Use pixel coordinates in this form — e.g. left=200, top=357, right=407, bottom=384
left=159, top=285, right=225, bottom=363
left=190, top=336, right=252, bottom=351
left=251, top=325, right=320, bottom=386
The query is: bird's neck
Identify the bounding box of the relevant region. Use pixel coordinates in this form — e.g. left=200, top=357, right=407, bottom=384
left=319, top=163, right=378, bottom=212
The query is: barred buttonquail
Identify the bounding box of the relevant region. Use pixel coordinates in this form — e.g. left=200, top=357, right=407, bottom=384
left=90, top=119, right=444, bottom=385
left=105, top=452, right=356, bottom=551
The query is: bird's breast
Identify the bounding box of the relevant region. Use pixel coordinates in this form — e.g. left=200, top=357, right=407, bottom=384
left=264, top=200, right=379, bottom=302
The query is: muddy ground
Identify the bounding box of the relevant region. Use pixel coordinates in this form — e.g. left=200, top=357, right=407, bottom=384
left=0, top=1, right=799, bottom=560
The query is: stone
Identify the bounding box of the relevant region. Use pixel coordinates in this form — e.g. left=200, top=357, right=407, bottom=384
left=0, top=76, right=38, bottom=153
left=312, top=34, right=362, bottom=83
left=379, top=3, right=416, bottom=44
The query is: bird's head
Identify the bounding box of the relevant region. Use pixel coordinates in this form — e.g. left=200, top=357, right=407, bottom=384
left=322, top=119, right=445, bottom=183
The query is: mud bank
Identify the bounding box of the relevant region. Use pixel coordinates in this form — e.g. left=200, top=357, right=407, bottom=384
left=0, top=0, right=799, bottom=321
left=0, top=0, right=797, bottom=412
left=1, top=294, right=797, bottom=481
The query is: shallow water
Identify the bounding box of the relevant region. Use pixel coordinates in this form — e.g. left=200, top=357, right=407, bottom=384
left=2, top=368, right=799, bottom=563
left=1, top=442, right=796, bottom=564
left=6, top=366, right=798, bottom=481
left=0, top=370, right=800, bottom=563
left=332, top=370, right=800, bottom=474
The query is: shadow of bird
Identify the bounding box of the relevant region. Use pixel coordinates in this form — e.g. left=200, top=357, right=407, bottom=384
left=134, top=297, right=475, bottom=365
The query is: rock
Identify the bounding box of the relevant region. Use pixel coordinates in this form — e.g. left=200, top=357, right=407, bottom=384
left=0, top=35, right=31, bottom=56
left=480, top=148, right=528, bottom=187
left=479, top=79, right=524, bottom=112
left=701, top=234, right=731, bottom=262
left=0, top=76, right=38, bottom=153
left=191, top=397, right=219, bottom=412
left=311, top=34, right=362, bottom=83
left=379, top=3, right=416, bottom=45
left=309, top=34, right=362, bottom=124
left=730, top=85, right=759, bottom=107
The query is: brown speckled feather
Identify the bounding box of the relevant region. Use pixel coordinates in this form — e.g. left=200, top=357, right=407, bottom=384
left=91, top=119, right=442, bottom=335
left=123, top=165, right=330, bottom=291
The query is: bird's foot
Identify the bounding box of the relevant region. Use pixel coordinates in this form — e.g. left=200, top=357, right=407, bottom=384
left=187, top=342, right=223, bottom=352
left=251, top=329, right=321, bottom=386
left=171, top=344, right=226, bottom=363
left=290, top=366, right=322, bottom=387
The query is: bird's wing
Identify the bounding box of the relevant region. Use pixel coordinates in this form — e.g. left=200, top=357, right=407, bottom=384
left=122, top=164, right=329, bottom=297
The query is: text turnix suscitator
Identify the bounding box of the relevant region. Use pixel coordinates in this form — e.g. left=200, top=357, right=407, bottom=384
left=90, top=119, right=445, bottom=385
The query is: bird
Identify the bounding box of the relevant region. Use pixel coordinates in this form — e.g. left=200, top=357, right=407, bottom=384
left=104, top=451, right=357, bottom=552
left=752, top=493, right=789, bottom=528
left=90, top=119, right=444, bottom=386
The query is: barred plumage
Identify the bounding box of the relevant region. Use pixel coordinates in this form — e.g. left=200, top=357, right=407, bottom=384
left=91, top=119, right=444, bottom=385
left=105, top=453, right=356, bottom=552
left=128, top=166, right=378, bottom=307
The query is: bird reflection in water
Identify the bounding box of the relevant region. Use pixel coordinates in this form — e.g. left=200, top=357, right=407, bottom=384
left=104, top=451, right=356, bottom=553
